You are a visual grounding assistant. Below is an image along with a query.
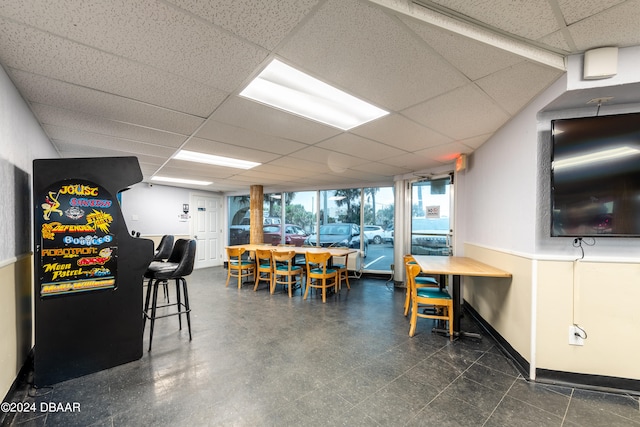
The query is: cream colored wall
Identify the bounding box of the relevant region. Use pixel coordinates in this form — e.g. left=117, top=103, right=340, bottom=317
left=536, top=260, right=640, bottom=380
left=464, top=244, right=532, bottom=363
left=0, top=256, right=33, bottom=398
left=463, top=244, right=640, bottom=382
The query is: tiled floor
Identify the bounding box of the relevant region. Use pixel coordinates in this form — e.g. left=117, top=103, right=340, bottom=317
left=3, top=266, right=640, bottom=426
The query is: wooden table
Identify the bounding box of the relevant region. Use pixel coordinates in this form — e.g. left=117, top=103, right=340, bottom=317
left=225, top=244, right=357, bottom=295
left=411, top=256, right=511, bottom=338
left=225, top=244, right=356, bottom=260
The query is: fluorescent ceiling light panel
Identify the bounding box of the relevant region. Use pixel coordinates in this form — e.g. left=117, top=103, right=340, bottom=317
left=174, top=150, right=260, bottom=170
left=554, top=146, right=640, bottom=170
left=240, top=59, right=389, bottom=130
left=151, top=176, right=212, bottom=186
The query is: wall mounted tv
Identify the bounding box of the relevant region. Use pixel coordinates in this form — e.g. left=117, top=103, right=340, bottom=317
left=551, top=112, right=640, bottom=237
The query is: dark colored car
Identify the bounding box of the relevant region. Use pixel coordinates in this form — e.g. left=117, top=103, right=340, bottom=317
left=303, top=223, right=368, bottom=257
left=263, top=224, right=308, bottom=246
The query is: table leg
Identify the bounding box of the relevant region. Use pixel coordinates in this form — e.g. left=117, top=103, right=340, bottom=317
left=452, top=274, right=461, bottom=333
left=433, top=274, right=482, bottom=340
left=454, top=274, right=482, bottom=339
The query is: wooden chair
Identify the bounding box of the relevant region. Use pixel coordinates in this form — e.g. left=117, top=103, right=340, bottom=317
left=403, top=254, right=439, bottom=316
left=406, top=263, right=453, bottom=340
left=225, top=247, right=255, bottom=289
left=304, top=251, right=338, bottom=303
left=271, top=250, right=304, bottom=297
left=254, top=248, right=274, bottom=291
left=332, top=253, right=350, bottom=291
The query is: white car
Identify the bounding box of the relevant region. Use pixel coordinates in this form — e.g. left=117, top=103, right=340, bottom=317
left=382, top=225, right=394, bottom=244
left=363, top=225, right=385, bottom=244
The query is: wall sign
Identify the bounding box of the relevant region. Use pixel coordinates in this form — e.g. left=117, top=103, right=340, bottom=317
left=426, top=205, right=441, bottom=218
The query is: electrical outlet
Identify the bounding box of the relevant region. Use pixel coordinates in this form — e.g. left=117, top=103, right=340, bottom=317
left=568, top=325, right=584, bottom=346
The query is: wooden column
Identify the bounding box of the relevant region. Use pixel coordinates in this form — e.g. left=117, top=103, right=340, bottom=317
left=250, top=185, right=264, bottom=244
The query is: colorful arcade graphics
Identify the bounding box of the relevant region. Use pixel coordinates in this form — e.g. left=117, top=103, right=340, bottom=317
left=37, top=181, right=118, bottom=297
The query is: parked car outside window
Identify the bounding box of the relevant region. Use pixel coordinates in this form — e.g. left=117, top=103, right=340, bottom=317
left=363, top=225, right=384, bottom=244
left=303, top=223, right=368, bottom=257
left=263, top=224, right=308, bottom=246
left=382, top=224, right=394, bottom=244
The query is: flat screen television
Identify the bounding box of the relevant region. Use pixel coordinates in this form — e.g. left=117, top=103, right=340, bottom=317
left=551, top=112, right=640, bottom=237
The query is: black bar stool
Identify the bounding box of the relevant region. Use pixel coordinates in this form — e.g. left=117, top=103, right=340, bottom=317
left=143, top=239, right=196, bottom=351
left=146, top=235, right=175, bottom=301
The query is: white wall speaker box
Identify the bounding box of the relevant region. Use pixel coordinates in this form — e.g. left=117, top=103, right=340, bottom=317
left=583, top=47, right=618, bottom=80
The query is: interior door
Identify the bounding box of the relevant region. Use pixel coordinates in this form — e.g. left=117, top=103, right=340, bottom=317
left=192, top=194, right=223, bottom=268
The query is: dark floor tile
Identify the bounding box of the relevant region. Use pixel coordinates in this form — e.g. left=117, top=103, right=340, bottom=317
left=324, top=369, right=384, bottom=406
left=323, top=405, right=379, bottom=427
left=565, top=388, right=640, bottom=426
left=443, top=377, right=506, bottom=413
left=505, top=378, right=571, bottom=417
left=484, top=395, right=564, bottom=427
left=434, top=344, right=485, bottom=371
left=356, top=375, right=439, bottom=426
left=406, top=392, right=490, bottom=427
left=5, top=269, right=639, bottom=427
left=475, top=350, right=521, bottom=377
left=461, top=362, right=518, bottom=394
left=410, top=354, right=465, bottom=391
left=291, top=384, right=354, bottom=420
left=11, top=416, right=48, bottom=427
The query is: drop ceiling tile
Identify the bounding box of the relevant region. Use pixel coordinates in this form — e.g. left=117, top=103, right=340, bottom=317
left=400, top=15, right=524, bottom=80
left=458, top=133, right=493, bottom=150
left=249, top=164, right=312, bottom=178
left=32, top=104, right=187, bottom=149
left=326, top=169, right=392, bottom=184
left=194, top=119, right=309, bottom=155
left=181, top=137, right=281, bottom=164
left=429, top=0, right=560, bottom=40
left=557, top=0, right=626, bottom=25
left=3, top=0, right=638, bottom=193
left=403, top=84, right=510, bottom=140
left=476, top=61, right=563, bottom=114
left=167, top=0, right=320, bottom=50
left=54, top=140, right=165, bottom=166
left=288, top=146, right=370, bottom=172
left=230, top=172, right=291, bottom=184
left=212, top=182, right=252, bottom=192
left=45, top=125, right=177, bottom=158
left=139, top=163, right=163, bottom=177
left=0, top=0, right=267, bottom=92
left=567, top=1, right=640, bottom=51
left=349, top=162, right=412, bottom=177
left=414, top=140, right=473, bottom=163
left=268, top=157, right=332, bottom=174
left=352, top=113, right=452, bottom=152
left=536, top=30, right=573, bottom=53
left=8, top=70, right=205, bottom=135
left=211, top=97, right=341, bottom=144
left=0, top=18, right=227, bottom=116
left=316, top=134, right=407, bottom=161
left=297, top=174, right=361, bottom=187
left=157, top=163, right=238, bottom=179
left=379, top=152, right=445, bottom=171
left=279, top=0, right=468, bottom=110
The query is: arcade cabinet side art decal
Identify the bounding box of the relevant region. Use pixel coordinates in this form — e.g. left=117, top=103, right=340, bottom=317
left=37, top=181, right=118, bottom=297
